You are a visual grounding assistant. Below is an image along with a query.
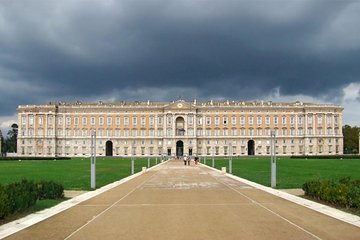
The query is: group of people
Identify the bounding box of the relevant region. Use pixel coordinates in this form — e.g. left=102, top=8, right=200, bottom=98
left=182, top=155, right=199, bottom=166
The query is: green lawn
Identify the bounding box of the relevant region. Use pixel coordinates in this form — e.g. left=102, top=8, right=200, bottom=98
left=1, top=156, right=360, bottom=190
left=0, top=157, right=163, bottom=190
left=202, top=156, right=360, bottom=189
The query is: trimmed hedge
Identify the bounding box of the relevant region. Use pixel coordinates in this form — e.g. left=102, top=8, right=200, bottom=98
left=302, top=177, right=360, bottom=209
left=36, top=180, right=64, bottom=200
left=0, top=179, right=64, bottom=219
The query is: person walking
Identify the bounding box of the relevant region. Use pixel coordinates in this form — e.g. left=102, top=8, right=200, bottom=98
left=194, top=156, right=199, bottom=165
left=187, top=156, right=191, bottom=166
left=183, top=155, right=187, bottom=165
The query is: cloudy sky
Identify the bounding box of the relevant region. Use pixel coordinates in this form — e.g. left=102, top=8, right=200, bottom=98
left=1, top=0, right=360, bottom=134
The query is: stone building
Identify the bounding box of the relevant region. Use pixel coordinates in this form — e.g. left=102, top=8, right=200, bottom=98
left=16, top=99, right=343, bottom=157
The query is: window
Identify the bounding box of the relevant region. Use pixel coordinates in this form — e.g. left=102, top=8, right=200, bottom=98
left=215, top=116, right=220, bottom=125
left=141, top=117, right=146, bottom=126
left=38, top=116, right=43, bottom=125
left=290, top=128, right=295, bottom=136
left=66, top=128, right=70, bottom=136
left=274, top=116, right=278, bottom=125
left=282, top=128, right=287, bottom=136
left=22, top=115, right=27, bottom=125
left=248, top=116, right=253, bottom=125
left=132, top=129, right=137, bottom=137
left=197, top=128, right=203, bottom=136
left=298, top=128, right=303, bottom=136
left=257, top=128, right=262, bottom=136
left=265, top=116, right=270, bottom=125
left=66, top=117, right=71, bottom=125
left=74, top=117, right=79, bottom=125
left=308, top=114, right=313, bottom=125
left=149, top=116, right=154, bottom=125
left=282, top=116, right=286, bottom=125
left=308, top=128, right=313, bottom=135
left=215, top=128, right=220, bottom=136
left=266, top=128, right=271, bottom=136
left=232, top=128, right=237, bottom=136
left=115, top=129, right=120, bottom=137
left=231, top=116, right=236, bottom=125
left=317, top=114, right=322, bottom=125
left=107, top=117, right=112, bottom=125
left=99, top=117, right=104, bottom=125
left=206, top=116, right=211, bottom=125
left=223, top=116, right=228, bottom=125
left=82, top=128, right=87, bottom=137
left=249, top=128, right=254, bottom=136
left=149, top=129, right=155, bottom=137
left=257, top=116, right=262, bottom=125
left=157, top=116, right=163, bottom=125
left=90, top=117, right=95, bottom=125
left=132, top=116, right=137, bottom=125
left=197, top=115, right=203, bottom=125
left=206, top=128, right=211, bottom=136
left=240, top=128, right=245, bottom=136
left=116, top=117, right=120, bottom=125
left=290, top=116, right=295, bottom=125
left=298, top=115, right=303, bottom=125
left=124, top=117, right=129, bottom=126
left=223, top=128, right=228, bottom=136
left=188, top=115, right=193, bottom=124
left=240, top=116, right=245, bottom=125
left=327, top=115, right=332, bottom=125
left=167, top=115, right=172, bottom=124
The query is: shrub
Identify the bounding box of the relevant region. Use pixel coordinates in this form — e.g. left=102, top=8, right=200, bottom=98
left=36, top=180, right=64, bottom=200
left=303, top=177, right=360, bottom=210
left=0, top=179, right=64, bottom=219
left=5, top=179, right=38, bottom=214
left=0, top=184, right=10, bottom=218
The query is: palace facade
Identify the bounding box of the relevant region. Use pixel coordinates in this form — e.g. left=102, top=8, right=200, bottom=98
left=17, top=100, right=343, bottom=157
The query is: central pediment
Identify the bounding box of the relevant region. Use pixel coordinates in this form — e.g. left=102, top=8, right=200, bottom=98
left=163, top=100, right=193, bottom=111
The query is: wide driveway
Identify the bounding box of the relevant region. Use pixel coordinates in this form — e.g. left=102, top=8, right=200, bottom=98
left=4, top=160, right=360, bottom=240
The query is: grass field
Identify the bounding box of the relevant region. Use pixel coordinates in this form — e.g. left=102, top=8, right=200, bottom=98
left=202, top=156, right=360, bottom=189
left=1, top=156, right=360, bottom=190
left=0, top=157, right=163, bottom=190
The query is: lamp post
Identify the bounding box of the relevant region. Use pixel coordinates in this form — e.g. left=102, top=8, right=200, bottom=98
left=229, top=143, right=232, bottom=174
left=90, top=129, right=96, bottom=189
left=271, top=131, right=277, bottom=188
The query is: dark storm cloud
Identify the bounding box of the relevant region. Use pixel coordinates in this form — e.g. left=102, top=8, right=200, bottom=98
left=1, top=0, right=360, bottom=117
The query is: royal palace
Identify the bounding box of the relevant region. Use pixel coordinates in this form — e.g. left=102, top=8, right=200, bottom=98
left=17, top=100, right=343, bottom=157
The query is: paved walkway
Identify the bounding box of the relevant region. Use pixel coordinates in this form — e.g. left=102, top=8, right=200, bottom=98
left=2, top=160, right=360, bottom=240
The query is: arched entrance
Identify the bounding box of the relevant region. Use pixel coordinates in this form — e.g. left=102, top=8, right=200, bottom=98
left=176, top=140, right=184, bottom=156
left=176, top=117, right=185, bottom=136
left=106, top=140, right=113, bottom=156
left=248, top=140, right=255, bottom=155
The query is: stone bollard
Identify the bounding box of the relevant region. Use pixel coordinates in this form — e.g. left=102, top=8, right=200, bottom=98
left=142, top=167, right=147, bottom=173
left=221, top=167, right=227, bottom=174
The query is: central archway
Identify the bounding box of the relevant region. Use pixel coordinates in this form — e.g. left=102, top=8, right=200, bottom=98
left=247, top=140, right=255, bottom=155
left=106, top=140, right=113, bottom=156
left=176, top=140, right=184, bottom=156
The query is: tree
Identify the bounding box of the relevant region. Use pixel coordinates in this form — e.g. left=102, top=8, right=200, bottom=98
left=343, top=125, right=359, bottom=154
left=5, top=123, right=18, bottom=153
left=0, top=129, right=4, bottom=156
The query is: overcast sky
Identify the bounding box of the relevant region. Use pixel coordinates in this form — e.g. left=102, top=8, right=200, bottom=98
left=1, top=0, right=360, bottom=134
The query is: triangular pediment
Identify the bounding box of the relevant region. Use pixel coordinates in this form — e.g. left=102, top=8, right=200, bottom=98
left=164, top=100, right=193, bottom=110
